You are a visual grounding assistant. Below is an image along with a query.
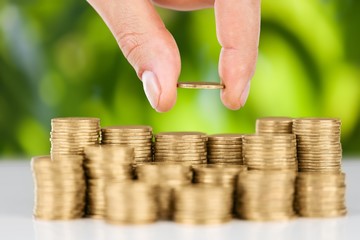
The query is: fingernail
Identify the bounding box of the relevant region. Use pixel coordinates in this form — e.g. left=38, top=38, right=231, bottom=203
left=142, top=71, right=161, bottom=110
left=240, top=81, right=251, bottom=107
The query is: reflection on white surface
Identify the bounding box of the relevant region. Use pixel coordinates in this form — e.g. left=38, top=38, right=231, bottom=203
left=29, top=216, right=354, bottom=240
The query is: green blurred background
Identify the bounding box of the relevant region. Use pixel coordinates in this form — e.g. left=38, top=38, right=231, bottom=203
left=0, top=0, right=359, bottom=158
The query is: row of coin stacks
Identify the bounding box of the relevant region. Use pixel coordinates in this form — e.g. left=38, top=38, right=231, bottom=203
left=31, top=117, right=346, bottom=223
left=254, top=117, right=346, bottom=218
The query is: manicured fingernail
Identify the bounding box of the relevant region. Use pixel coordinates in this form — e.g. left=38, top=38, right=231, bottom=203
left=240, top=81, right=251, bottom=107
left=142, top=71, right=161, bottom=110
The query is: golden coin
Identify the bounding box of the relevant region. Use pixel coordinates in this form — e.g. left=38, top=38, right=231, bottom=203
left=177, top=81, right=224, bottom=89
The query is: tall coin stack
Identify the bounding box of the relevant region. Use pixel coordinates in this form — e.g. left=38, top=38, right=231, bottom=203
left=50, top=118, right=100, bottom=157
left=293, top=118, right=342, bottom=172
left=174, top=185, right=233, bottom=224
left=207, top=134, right=244, bottom=164
left=31, top=155, right=86, bottom=220
left=295, top=172, right=347, bottom=217
left=256, top=117, right=293, bottom=134
left=105, top=182, right=158, bottom=224
left=84, top=145, right=135, bottom=218
left=154, top=132, right=208, bottom=165
left=236, top=170, right=297, bottom=221
left=242, top=134, right=297, bottom=170
left=101, top=126, right=153, bottom=163
left=136, top=163, right=193, bottom=219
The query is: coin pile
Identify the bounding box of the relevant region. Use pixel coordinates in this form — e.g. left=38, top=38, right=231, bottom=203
left=207, top=134, right=244, bottom=164
left=84, top=145, right=135, bottom=218
left=31, top=155, right=86, bottom=220
left=236, top=170, right=296, bottom=221
left=136, top=163, right=193, bottom=219
left=154, top=132, right=208, bottom=165
left=174, top=185, right=233, bottom=224
left=50, top=117, right=100, bottom=157
left=101, top=126, right=153, bottom=163
left=242, top=134, right=297, bottom=170
left=293, top=118, right=342, bottom=172
left=256, top=117, right=293, bottom=134
left=295, top=172, right=347, bottom=217
left=105, top=181, right=158, bottom=224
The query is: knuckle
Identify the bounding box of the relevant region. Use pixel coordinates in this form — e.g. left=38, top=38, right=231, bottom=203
left=115, top=31, right=145, bottom=59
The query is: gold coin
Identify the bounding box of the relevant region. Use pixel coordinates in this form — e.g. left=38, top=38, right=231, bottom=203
left=177, top=81, right=224, bottom=89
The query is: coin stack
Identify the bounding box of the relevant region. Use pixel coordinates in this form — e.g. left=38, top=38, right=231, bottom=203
left=242, top=134, right=297, bottom=170
left=293, top=118, right=342, bottom=172
left=174, top=185, right=233, bottom=224
left=105, top=181, right=158, bottom=224
left=193, top=164, right=247, bottom=190
left=50, top=117, right=100, bottom=157
left=236, top=170, right=297, bottom=221
left=101, top=126, right=153, bottom=163
left=256, top=117, right=293, bottom=134
left=84, top=145, right=134, bottom=218
left=31, top=155, right=86, bottom=220
left=207, top=134, right=244, bottom=164
left=295, top=172, right=347, bottom=217
left=136, top=163, right=193, bottom=219
left=154, top=132, right=208, bottom=165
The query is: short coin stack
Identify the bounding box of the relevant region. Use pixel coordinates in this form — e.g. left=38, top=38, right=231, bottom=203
left=31, top=155, right=86, bottom=220
left=193, top=164, right=247, bottom=191
left=154, top=132, right=208, bottom=165
left=136, top=163, right=193, bottom=219
left=256, top=117, right=293, bottom=134
left=101, top=126, right=153, bottom=163
left=207, top=134, right=244, bottom=164
left=242, top=134, right=297, bottom=170
left=50, top=118, right=100, bottom=157
left=105, top=182, right=158, bottom=224
left=84, top=145, right=135, bottom=218
left=295, top=172, right=347, bottom=217
left=293, top=118, right=342, bottom=172
left=236, top=170, right=297, bottom=221
left=174, top=185, right=233, bottom=224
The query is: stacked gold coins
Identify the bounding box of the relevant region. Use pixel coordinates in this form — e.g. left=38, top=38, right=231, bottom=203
left=293, top=118, right=342, bottom=172
left=295, top=172, right=347, bottom=217
left=105, top=181, right=158, bottom=224
left=31, top=155, right=86, bottom=220
left=101, top=126, right=153, bottom=163
left=154, top=132, right=208, bottom=165
left=174, top=185, right=233, bottom=224
left=256, top=117, right=293, bottom=134
left=207, top=134, right=244, bottom=164
left=242, top=134, right=297, bottom=170
left=236, top=170, right=296, bottom=221
left=193, top=164, right=247, bottom=190
left=135, top=163, right=193, bottom=219
left=84, top=145, right=134, bottom=218
left=50, top=117, right=100, bottom=157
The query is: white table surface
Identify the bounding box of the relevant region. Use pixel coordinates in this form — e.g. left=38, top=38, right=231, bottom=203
left=0, top=159, right=359, bottom=240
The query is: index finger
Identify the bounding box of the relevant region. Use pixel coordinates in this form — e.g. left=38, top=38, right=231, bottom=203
left=215, top=0, right=261, bottom=110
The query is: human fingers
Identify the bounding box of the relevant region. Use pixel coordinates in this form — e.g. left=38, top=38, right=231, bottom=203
left=215, top=0, right=261, bottom=110
left=88, top=0, right=181, bottom=112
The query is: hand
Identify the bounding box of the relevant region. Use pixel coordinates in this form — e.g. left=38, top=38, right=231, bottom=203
left=88, top=0, right=260, bottom=112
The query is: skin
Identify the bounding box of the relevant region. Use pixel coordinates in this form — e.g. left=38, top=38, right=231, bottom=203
left=87, top=0, right=260, bottom=112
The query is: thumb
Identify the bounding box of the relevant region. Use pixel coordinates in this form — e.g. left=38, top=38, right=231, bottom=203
left=88, top=0, right=180, bottom=112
